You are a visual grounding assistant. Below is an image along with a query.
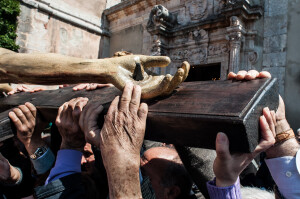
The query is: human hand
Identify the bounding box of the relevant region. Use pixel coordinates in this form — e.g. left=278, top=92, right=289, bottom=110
left=0, top=153, right=21, bottom=184
left=79, top=101, right=104, bottom=148
left=7, top=85, right=45, bottom=95
left=73, top=83, right=113, bottom=91
left=213, top=107, right=276, bottom=187
left=100, top=82, right=148, bottom=164
left=266, top=96, right=299, bottom=158
left=55, top=97, right=89, bottom=151
left=9, top=102, right=48, bottom=154
left=228, top=70, right=271, bottom=80
left=100, top=82, right=147, bottom=198
left=107, top=55, right=190, bottom=99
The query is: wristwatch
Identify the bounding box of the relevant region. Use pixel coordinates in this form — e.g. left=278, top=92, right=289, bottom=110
left=30, top=146, right=48, bottom=160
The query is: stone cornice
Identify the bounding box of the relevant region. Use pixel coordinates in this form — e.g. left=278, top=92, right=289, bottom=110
left=104, top=0, right=155, bottom=16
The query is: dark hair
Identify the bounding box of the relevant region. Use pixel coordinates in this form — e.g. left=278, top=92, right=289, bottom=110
left=160, top=162, right=193, bottom=199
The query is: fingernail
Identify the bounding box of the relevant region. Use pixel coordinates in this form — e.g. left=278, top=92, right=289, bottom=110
left=217, top=132, right=226, bottom=143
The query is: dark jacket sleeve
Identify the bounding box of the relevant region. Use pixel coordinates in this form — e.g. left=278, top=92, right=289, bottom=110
left=34, top=173, right=85, bottom=199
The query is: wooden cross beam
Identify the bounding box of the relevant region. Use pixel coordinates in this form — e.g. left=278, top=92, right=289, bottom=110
left=0, top=78, right=278, bottom=152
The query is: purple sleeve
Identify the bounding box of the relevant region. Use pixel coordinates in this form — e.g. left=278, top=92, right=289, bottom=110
left=45, top=149, right=82, bottom=185
left=206, top=178, right=242, bottom=199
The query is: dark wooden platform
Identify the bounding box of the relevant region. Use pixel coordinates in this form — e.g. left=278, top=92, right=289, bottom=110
left=0, top=78, right=278, bottom=152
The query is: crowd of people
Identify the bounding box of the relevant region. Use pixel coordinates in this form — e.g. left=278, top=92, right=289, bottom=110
left=0, top=70, right=299, bottom=199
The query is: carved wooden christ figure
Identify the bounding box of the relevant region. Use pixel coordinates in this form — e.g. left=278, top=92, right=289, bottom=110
left=0, top=48, right=190, bottom=99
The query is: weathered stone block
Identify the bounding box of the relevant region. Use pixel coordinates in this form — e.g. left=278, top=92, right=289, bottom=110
left=263, top=34, right=287, bottom=53
left=262, top=66, right=285, bottom=96
left=264, top=15, right=287, bottom=37
left=267, top=0, right=288, bottom=17
left=263, top=52, right=287, bottom=68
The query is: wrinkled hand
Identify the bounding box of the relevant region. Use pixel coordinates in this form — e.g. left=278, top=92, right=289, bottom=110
left=265, top=96, right=299, bottom=158
left=100, top=82, right=148, bottom=165
left=56, top=97, right=89, bottom=151
left=0, top=154, right=21, bottom=184
left=8, top=85, right=45, bottom=95
left=73, top=83, right=113, bottom=91
left=79, top=101, right=104, bottom=148
left=228, top=70, right=271, bottom=80
left=9, top=102, right=48, bottom=154
left=100, top=82, right=147, bottom=199
left=108, top=55, right=190, bottom=99
left=213, top=107, right=276, bottom=187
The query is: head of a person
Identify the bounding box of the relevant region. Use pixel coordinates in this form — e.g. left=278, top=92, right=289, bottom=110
left=141, top=147, right=192, bottom=199
left=81, top=143, right=96, bottom=174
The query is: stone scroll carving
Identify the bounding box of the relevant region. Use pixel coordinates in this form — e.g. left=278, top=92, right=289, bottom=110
left=146, top=5, right=178, bottom=30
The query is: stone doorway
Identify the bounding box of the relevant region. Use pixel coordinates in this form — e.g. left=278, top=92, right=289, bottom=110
left=185, top=63, right=221, bottom=82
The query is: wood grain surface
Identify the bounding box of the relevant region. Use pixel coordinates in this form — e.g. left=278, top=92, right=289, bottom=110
left=0, top=79, right=278, bottom=152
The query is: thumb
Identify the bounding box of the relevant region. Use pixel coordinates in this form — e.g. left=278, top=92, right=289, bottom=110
left=276, top=95, right=285, bottom=120
left=216, top=132, right=231, bottom=160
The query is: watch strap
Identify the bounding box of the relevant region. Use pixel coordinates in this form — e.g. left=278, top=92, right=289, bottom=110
left=275, top=129, right=295, bottom=144
left=30, top=145, right=48, bottom=160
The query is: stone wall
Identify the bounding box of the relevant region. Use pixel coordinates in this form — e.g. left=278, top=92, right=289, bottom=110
left=14, top=0, right=107, bottom=90
left=285, top=0, right=300, bottom=131
left=109, top=24, right=144, bottom=55
left=262, top=0, right=288, bottom=96
left=16, top=0, right=107, bottom=58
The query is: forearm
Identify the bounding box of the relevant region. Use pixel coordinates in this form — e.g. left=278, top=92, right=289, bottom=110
left=107, top=164, right=142, bottom=199
left=103, top=151, right=142, bottom=199
left=0, top=50, right=114, bottom=84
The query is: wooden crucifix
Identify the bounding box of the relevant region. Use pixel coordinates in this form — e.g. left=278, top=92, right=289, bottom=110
left=0, top=48, right=278, bottom=152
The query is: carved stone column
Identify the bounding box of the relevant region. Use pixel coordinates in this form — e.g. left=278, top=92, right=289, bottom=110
left=226, top=16, right=245, bottom=73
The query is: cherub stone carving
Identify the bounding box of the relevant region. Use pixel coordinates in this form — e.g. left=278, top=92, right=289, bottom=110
left=0, top=48, right=190, bottom=99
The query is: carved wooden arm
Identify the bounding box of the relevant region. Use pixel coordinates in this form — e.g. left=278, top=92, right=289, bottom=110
left=0, top=48, right=189, bottom=99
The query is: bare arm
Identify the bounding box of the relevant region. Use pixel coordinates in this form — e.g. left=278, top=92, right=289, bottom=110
left=0, top=48, right=112, bottom=85
left=0, top=48, right=190, bottom=99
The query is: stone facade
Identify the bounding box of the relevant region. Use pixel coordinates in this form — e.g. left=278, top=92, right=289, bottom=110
left=104, top=0, right=264, bottom=80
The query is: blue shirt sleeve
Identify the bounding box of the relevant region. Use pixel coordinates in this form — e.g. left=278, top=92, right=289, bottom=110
left=45, top=149, right=82, bottom=185
left=206, top=177, right=242, bottom=199
left=265, top=149, right=300, bottom=199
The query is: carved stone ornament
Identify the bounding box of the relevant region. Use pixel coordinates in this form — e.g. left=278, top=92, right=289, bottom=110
left=186, top=0, right=208, bottom=20
left=223, top=0, right=239, bottom=8
left=248, top=51, right=259, bottom=65
left=151, top=35, right=163, bottom=56
left=208, top=44, right=229, bottom=56
left=171, top=47, right=207, bottom=63
left=146, top=5, right=178, bottom=30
